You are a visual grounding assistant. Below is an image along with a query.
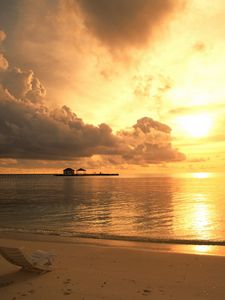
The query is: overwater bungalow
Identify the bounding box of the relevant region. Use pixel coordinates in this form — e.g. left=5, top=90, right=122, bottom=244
left=76, top=168, right=86, bottom=175
left=56, top=167, right=118, bottom=177
left=63, top=168, right=75, bottom=176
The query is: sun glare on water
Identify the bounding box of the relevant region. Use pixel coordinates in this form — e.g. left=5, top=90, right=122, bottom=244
left=177, top=114, right=213, bottom=138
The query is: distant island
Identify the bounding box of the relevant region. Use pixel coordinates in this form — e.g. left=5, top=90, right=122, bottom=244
left=54, top=168, right=119, bottom=177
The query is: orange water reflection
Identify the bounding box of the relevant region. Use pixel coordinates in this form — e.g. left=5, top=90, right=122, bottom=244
left=192, top=245, right=213, bottom=253
left=168, top=244, right=225, bottom=256
left=172, top=177, right=220, bottom=242
left=192, top=194, right=211, bottom=238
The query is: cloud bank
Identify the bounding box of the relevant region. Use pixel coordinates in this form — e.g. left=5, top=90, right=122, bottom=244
left=0, top=30, right=185, bottom=165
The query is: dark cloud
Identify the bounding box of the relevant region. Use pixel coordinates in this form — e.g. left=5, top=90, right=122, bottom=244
left=0, top=94, right=120, bottom=160
left=0, top=85, right=184, bottom=164
left=133, top=117, right=171, bottom=134
left=0, top=85, right=185, bottom=164
left=76, top=0, right=180, bottom=50
left=1, top=67, right=46, bottom=103
left=117, top=117, right=185, bottom=164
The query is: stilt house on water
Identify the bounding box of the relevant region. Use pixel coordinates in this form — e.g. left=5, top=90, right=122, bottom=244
left=63, top=168, right=75, bottom=176
left=76, top=168, right=86, bottom=175
left=58, top=167, right=119, bottom=176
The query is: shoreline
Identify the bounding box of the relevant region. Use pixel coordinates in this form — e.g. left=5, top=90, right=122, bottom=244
left=1, top=232, right=225, bottom=299
left=1, top=231, right=225, bottom=257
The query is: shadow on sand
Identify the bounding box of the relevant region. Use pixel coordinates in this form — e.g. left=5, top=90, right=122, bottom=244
left=0, top=269, right=43, bottom=288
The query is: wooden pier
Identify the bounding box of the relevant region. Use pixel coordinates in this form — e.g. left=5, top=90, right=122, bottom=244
left=54, top=173, right=119, bottom=177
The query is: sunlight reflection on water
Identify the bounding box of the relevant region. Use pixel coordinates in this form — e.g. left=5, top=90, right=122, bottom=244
left=0, top=173, right=225, bottom=247
left=191, top=172, right=212, bottom=179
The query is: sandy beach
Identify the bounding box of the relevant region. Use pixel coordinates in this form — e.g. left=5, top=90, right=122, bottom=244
left=1, top=233, right=225, bottom=300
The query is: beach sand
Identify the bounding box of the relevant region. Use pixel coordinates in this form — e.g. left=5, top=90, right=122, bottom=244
left=1, top=233, right=225, bottom=300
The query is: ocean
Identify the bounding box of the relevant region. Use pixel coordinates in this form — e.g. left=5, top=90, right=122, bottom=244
left=0, top=173, right=225, bottom=246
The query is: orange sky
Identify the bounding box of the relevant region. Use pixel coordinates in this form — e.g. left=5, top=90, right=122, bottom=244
left=0, top=0, right=225, bottom=173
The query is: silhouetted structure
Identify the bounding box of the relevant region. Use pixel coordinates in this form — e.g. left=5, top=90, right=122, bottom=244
left=76, top=168, right=86, bottom=175
left=63, top=168, right=75, bottom=176
left=56, top=168, right=118, bottom=176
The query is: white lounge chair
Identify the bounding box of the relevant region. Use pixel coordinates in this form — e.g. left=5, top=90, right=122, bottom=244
left=0, top=246, right=54, bottom=273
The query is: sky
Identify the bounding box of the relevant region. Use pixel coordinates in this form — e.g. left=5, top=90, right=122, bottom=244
left=0, top=0, right=225, bottom=174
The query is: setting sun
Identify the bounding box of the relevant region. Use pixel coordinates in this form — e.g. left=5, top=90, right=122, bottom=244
left=177, top=114, right=213, bottom=138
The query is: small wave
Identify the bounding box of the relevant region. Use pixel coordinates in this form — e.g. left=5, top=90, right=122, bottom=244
left=1, top=226, right=225, bottom=246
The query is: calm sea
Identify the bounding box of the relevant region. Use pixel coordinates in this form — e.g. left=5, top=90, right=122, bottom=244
left=0, top=173, right=225, bottom=245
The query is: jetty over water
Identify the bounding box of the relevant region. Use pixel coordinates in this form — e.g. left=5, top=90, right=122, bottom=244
left=55, top=173, right=119, bottom=176
left=54, top=168, right=119, bottom=176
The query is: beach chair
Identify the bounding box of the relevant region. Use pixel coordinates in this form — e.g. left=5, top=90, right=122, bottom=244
left=0, top=246, right=54, bottom=273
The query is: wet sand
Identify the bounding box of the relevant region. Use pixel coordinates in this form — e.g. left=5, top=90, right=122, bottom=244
left=1, top=233, right=225, bottom=299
